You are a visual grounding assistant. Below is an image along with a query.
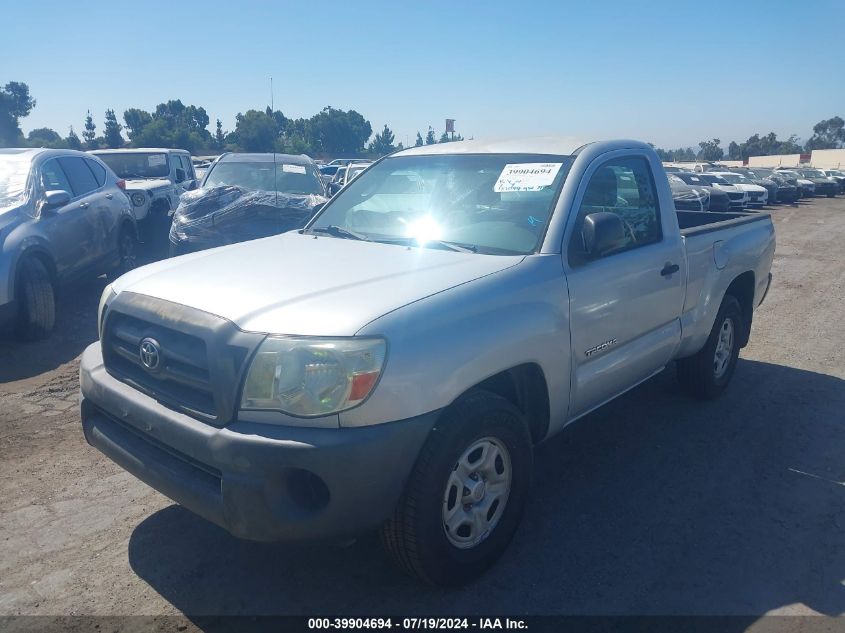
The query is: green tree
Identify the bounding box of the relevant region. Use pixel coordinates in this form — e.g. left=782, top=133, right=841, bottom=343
left=425, top=126, right=436, bottom=145
left=697, top=138, right=723, bottom=161
left=26, top=127, right=63, bottom=147
left=0, top=81, right=36, bottom=146
left=234, top=109, right=279, bottom=152
left=439, top=131, right=450, bottom=143
left=122, top=100, right=212, bottom=152
left=83, top=110, right=96, bottom=148
left=123, top=108, right=152, bottom=141
left=368, top=124, right=396, bottom=156
left=66, top=126, right=82, bottom=150
left=307, top=107, right=371, bottom=154
left=805, top=116, right=844, bottom=150
left=414, top=131, right=424, bottom=147
left=215, top=119, right=225, bottom=150
left=103, top=109, right=123, bottom=148
left=727, top=141, right=741, bottom=160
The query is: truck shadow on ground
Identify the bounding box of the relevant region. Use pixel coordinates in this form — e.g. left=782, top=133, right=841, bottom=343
left=128, top=358, right=845, bottom=625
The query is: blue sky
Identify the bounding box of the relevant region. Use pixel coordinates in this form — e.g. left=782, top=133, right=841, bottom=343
left=3, top=0, right=842, bottom=149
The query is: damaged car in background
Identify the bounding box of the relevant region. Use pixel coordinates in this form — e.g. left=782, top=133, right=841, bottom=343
left=90, top=149, right=197, bottom=250
left=169, top=153, right=327, bottom=256
left=667, top=173, right=710, bottom=211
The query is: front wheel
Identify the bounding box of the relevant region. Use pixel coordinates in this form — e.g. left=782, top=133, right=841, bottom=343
left=15, top=257, right=55, bottom=341
left=380, top=390, right=533, bottom=585
left=677, top=295, right=743, bottom=399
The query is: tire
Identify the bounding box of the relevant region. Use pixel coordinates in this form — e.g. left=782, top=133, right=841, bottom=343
left=111, top=225, right=139, bottom=278
left=677, top=294, right=743, bottom=399
left=15, top=257, right=55, bottom=341
left=380, top=390, right=533, bottom=586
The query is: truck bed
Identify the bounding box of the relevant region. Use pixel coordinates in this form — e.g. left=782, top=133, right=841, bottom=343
left=676, top=210, right=772, bottom=236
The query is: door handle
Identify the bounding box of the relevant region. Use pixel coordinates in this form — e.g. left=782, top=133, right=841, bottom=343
left=79, top=202, right=90, bottom=209
left=661, top=262, right=680, bottom=277
left=105, top=193, right=113, bottom=199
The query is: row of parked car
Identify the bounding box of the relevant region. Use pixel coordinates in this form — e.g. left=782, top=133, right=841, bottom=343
left=2, top=144, right=841, bottom=342
left=664, top=162, right=843, bottom=213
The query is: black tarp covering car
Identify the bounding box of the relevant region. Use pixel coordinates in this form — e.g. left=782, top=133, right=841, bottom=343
left=674, top=172, right=731, bottom=212
left=667, top=173, right=709, bottom=211
left=169, top=153, right=327, bottom=256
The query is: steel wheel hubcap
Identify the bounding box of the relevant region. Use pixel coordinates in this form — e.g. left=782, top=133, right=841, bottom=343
left=713, top=317, right=734, bottom=379
left=442, top=436, right=512, bottom=549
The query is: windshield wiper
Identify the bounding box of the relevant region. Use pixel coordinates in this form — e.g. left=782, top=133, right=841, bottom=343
left=382, top=236, right=477, bottom=253
left=424, top=239, right=477, bottom=253
left=310, top=225, right=371, bottom=241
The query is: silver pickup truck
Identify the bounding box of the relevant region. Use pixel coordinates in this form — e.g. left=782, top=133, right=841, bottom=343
left=79, top=138, right=775, bottom=585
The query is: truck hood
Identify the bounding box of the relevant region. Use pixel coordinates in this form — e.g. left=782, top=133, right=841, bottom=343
left=124, top=178, right=172, bottom=191
left=112, top=231, right=524, bottom=335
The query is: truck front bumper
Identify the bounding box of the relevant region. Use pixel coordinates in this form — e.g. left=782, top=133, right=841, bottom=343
left=79, top=342, right=438, bottom=542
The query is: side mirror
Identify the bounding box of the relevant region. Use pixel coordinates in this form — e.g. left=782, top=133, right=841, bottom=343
left=39, top=190, right=71, bottom=215
left=581, top=212, right=627, bottom=258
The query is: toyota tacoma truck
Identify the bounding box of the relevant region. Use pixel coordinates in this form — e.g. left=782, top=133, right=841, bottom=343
left=80, top=138, right=775, bottom=585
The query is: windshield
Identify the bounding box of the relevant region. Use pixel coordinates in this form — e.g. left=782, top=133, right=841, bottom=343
left=800, top=169, right=825, bottom=178
left=0, top=156, right=31, bottom=214
left=96, top=152, right=169, bottom=179
left=204, top=161, right=324, bottom=195
left=699, top=174, right=729, bottom=185
left=309, top=153, right=574, bottom=255
left=347, top=165, right=369, bottom=180
left=677, top=174, right=706, bottom=185
left=719, top=173, right=749, bottom=185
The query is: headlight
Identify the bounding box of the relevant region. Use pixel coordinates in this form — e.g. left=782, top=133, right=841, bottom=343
left=97, top=284, right=116, bottom=338
left=130, top=192, right=146, bottom=207
left=241, top=336, right=387, bottom=417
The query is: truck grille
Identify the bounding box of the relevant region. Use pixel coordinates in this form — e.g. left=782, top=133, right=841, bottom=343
left=105, top=312, right=216, bottom=417
left=101, top=292, right=264, bottom=426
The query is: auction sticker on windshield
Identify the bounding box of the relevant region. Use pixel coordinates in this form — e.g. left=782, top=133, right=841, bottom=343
left=494, top=162, right=562, bottom=192
left=148, top=155, right=166, bottom=166
left=282, top=164, right=306, bottom=174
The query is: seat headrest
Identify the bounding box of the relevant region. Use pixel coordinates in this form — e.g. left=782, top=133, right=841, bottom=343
left=583, top=167, right=618, bottom=207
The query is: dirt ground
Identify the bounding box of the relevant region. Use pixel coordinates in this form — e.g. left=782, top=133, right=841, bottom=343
left=1, top=197, right=844, bottom=627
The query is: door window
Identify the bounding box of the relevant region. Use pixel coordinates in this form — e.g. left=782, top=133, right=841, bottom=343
left=84, top=158, right=107, bottom=187
left=570, top=156, right=662, bottom=265
left=57, top=157, right=99, bottom=196
left=40, top=159, right=73, bottom=194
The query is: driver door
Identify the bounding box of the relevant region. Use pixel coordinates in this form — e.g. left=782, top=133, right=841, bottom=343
left=564, top=153, right=686, bottom=419
left=36, top=158, right=90, bottom=278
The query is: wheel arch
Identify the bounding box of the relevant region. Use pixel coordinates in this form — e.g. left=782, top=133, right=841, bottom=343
left=453, top=363, right=551, bottom=444
left=724, top=271, right=755, bottom=347
left=14, top=246, right=57, bottom=296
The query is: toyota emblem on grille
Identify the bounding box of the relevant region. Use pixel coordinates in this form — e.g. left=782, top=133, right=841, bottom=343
left=139, top=338, right=161, bottom=371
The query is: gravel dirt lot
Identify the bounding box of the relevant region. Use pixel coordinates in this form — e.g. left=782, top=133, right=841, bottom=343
left=1, top=198, right=844, bottom=627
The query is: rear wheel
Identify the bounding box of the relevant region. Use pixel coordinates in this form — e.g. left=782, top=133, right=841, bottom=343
left=15, top=257, right=55, bottom=341
left=110, top=225, right=138, bottom=278
left=677, top=295, right=743, bottom=399
left=380, top=390, right=532, bottom=585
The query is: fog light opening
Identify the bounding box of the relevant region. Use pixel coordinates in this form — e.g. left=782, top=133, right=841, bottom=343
left=286, top=468, right=330, bottom=512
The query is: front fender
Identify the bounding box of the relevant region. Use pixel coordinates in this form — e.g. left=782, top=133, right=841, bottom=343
left=344, top=255, right=572, bottom=438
